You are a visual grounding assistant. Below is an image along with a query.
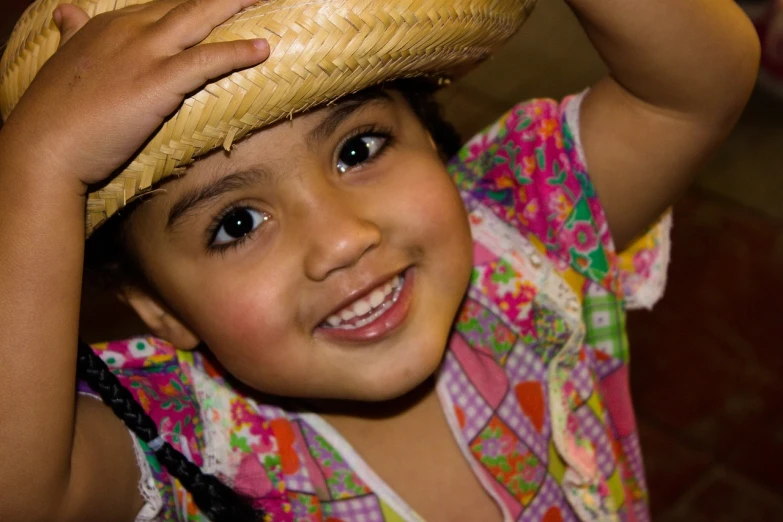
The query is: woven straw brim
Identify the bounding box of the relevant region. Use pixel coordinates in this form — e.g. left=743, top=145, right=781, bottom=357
left=1, top=0, right=535, bottom=235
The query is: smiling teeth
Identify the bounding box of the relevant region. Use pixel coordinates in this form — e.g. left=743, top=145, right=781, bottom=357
left=324, top=275, right=404, bottom=329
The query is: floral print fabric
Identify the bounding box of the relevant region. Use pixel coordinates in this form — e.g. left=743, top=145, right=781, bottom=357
left=85, top=94, right=670, bottom=521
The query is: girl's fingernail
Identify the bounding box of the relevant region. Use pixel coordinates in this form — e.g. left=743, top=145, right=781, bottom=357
left=252, top=38, right=269, bottom=52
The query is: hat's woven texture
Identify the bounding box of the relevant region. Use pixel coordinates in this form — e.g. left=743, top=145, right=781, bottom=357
left=1, top=0, right=534, bottom=234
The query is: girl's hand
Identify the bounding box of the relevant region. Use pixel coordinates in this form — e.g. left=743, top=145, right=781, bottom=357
left=0, top=4, right=268, bottom=518
left=2, top=0, right=269, bottom=190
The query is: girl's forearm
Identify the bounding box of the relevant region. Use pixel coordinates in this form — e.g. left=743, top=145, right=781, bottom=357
left=0, top=128, right=87, bottom=518
left=567, top=0, right=760, bottom=117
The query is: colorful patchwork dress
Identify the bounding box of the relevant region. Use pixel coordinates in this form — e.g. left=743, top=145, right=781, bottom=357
left=83, top=92, right=671, bottom=522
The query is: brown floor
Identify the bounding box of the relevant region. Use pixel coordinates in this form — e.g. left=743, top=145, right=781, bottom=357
left=4, top=0, right=783, bottom=518
left=437, top=1, right=783, bottom=519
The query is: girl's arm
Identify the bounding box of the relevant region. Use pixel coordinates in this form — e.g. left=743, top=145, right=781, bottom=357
left=570, top=0, right=761, bottom=248
left=0, top=133, right=145, bottom=521
left=0, top=1, right=268, bottom=519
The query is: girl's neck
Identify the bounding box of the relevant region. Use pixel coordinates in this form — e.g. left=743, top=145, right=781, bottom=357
left=303, top=375, right=444, bottom=457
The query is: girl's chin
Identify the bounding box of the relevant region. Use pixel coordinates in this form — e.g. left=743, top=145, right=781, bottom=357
left=311, top=371, right=440, bottom=417
left=342, top=350, right=446, bottom=402
left=348, top=376, right=431, bottom=402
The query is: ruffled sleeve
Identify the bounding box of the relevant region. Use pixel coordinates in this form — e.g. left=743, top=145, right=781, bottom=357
left=449, top=91, right=671, bottom=308
left=78, top=337, right=206, bottom=521
left=78, top=337, right=291, bottom=521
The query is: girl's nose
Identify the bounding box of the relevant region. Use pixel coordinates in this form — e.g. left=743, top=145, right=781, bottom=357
left=301, top=188, right=382, bottom=281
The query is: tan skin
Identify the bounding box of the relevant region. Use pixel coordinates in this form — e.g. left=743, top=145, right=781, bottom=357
left=0, top=0, right=759, bottom=520
left=125, top=94, right=473, bottom=403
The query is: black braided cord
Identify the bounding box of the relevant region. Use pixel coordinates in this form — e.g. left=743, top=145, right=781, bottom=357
left=76, top=340, right=267, bottom=522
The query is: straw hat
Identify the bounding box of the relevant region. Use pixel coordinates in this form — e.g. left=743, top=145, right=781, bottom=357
left=1, top=0, right=535, bottom=234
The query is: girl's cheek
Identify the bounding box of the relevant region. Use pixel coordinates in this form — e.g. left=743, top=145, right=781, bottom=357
left=200, top=278, right=291, bottom=362
left=396, top=161, right=465, bottom=235
left=400, top=160, right=473, bottom=283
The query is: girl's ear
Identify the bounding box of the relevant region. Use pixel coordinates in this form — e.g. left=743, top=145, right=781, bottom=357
left=120, top=287, right=200, bottom=351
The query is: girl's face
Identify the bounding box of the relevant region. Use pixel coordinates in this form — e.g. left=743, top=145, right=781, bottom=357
left=125, top=90, right=473, bottom=401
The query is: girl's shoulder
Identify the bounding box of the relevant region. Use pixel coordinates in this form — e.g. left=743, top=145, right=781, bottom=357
left=83, top=338, right=291, bottom=521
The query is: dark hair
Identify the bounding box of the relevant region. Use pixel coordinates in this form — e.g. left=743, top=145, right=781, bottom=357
left=397, top=79, right=463, bottom=161
left=79, top=78, right=461, bottom=521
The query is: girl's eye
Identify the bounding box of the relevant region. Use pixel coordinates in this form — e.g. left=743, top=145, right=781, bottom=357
left=336, top=135, right=387, bottom=173
left=212, top=207, right=268, bottom=246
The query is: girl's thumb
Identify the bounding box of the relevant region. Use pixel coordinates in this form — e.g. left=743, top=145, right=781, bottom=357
left=53, top=4, right=90, bottom=48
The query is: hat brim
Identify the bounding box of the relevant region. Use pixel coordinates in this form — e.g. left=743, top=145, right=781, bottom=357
left=1, top=0, right=535, bottom=234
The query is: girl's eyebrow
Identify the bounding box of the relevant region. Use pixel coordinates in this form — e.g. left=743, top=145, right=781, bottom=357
left=306, top=93, right=392, bottom=150
left=166, top=167, right=271, bottom=232
left=166, top=92, right=393, bottom=232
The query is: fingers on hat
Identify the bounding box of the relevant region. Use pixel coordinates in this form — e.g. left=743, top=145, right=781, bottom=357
left=53, top=3, right=90, bottom=47
left=154, top=0, right=261, bottom=50
left=166, top=38, right=269, bottom=95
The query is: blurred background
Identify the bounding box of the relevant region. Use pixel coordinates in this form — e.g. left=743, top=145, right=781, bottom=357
left=2, top=1, right=783, bottom=520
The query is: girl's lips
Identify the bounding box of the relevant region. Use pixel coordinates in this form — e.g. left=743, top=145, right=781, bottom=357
left=314, top=268, right=414, bottom=344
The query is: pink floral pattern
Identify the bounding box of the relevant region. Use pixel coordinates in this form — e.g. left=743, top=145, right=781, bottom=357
left=84, top=96, right=669, bottom=521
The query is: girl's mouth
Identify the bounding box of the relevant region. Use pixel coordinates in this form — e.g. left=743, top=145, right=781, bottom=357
left=322, top=273, right=404, bottom=330
left=315, top=268, right=414, bottom=342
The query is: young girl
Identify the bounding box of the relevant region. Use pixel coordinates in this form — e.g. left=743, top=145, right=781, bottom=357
left=0, top=0, right=760, bottom=521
